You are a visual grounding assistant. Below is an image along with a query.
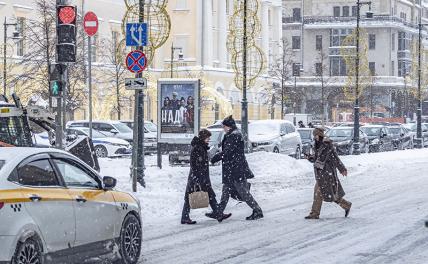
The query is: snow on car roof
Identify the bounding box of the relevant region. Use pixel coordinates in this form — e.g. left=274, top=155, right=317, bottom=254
left=0, top=147, right=66, bottom=163
left=250, top=119, right=294, bottom=125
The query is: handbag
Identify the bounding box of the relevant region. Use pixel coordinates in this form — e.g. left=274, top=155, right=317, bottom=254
left=189, top=185, right=209, bottom=209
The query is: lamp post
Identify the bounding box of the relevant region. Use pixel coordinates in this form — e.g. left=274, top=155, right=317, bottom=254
left=170, top=43, right=183, bottom=78
left=3, top=18, right=21, bottom=97
left=416, top=22, right=428, bottom=148
left=353, top=0, right=372, bottom=155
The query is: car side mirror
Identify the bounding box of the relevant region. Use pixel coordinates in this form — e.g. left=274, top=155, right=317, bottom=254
left=103, top=176, right=117, bottom=190
left=382, top=133, right=387, bottom=138
left=110, top=129, right=119, bottom=134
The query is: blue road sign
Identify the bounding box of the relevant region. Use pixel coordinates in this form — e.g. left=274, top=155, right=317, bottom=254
left=126, top=23, right=148, bottom=47
left=126, top=50, right=147, bottom=73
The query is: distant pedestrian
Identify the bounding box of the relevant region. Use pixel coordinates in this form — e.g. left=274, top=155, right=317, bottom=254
left=308, top=122, right=315, bottom=128
left=304, top=128, right=352, bottom=219
left=298, top=121, right=306, bottom=128
left=211, top=116, right=263, bottom=221
left=181, top=129, right=230, bottom=224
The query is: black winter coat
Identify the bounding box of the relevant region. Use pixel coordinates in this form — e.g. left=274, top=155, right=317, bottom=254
left=186, top=136, right=213, bottom=194
left=211, top=128, right=254, bottom=184
left=309, top=138, right=347, bottom=202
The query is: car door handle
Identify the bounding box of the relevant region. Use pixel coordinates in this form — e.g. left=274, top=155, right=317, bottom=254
left=75, top=196, right=87, bottom=203
left=29, top=194, right=42, bottom=202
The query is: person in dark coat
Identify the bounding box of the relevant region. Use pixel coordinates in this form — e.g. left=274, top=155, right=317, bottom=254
left=211, top=116, right=263, bottom=221
left=304, top=127, right=352, bottom=219
left=298, top=121, right=306, bottom=128
left=181, top=129, right=231, bottom=224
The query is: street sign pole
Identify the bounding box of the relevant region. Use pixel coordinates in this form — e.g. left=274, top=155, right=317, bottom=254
left=88, top=35, right=92, bottom=138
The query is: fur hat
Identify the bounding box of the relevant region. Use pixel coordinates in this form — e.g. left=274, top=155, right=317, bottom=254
left=222, top=115, right=236, bottom=128
left=198, top=129, right=212, bottom=141
left=313, top=127, right=325, bottom=137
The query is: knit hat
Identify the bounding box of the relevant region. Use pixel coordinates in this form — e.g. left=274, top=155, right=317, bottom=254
left=313, top=127, right=325, bottom=137
left=198, top=129, right=212, bottom=141
left=222, top=115, right=236, bottom=128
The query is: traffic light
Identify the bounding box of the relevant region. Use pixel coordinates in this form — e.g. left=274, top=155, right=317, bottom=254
left=49, top=64, right=65, bottom=97
left=56, top=5, right=77, bottom=63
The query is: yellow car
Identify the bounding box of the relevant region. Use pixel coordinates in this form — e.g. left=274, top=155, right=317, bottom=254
left=0, top=148, right=142, bottom=264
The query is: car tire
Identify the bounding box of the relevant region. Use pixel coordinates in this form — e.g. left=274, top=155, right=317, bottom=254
left=273, top=147, right=280, bottom=153
left=95, top=145, right=108, bottom=158
left=379, top=143, right=385, bottom=152
left=12, top=236, right=43, bottom=264
left=116, top=214, right=142, bottom=264
left=294, top=147, right=301, bottom=159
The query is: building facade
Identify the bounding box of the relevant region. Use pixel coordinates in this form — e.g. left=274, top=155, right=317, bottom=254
left=283, top=0, right=428, bottom=122
left=0, top=0, right=284, bottom=126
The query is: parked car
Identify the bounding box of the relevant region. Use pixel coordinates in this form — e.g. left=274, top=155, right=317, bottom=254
left=67, top=120, right=134, bottom=144
left=207, top=120, right=244, bottom=130
left=66, top=127, right=132, bottom=158
left=388, top=125, right=413, bottom=150
left=249, top=120, right=302, bottom=159
left=0, top=148, right=142, bottom=264
left=297, top=128, right=314, bottom=157
left=120, top=120, right=158, bottom=133
left=361, top=125, right=394, bottom=152
left=326, top=127, right=369, bottom=155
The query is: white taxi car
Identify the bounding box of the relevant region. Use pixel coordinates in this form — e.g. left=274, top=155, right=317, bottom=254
left=0, top=148, right=142, bottom=264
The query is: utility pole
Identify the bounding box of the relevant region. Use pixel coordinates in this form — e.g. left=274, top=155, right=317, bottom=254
left=417, top=21, right=426, bottom=148
left=241, top=0, right=249, bottom=152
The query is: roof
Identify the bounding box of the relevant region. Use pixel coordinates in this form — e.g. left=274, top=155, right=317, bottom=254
left=0, top=147, right=65, bottom=163
left=330, top=126, right=354, bottom=130
left=250, top=120, right=294, bottom=125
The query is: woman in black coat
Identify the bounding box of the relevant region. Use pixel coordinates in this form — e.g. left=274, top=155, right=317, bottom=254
left=181, top=129, right=231, bottom=224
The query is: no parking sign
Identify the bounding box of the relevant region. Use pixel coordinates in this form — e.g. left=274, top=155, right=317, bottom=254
left=126, top=50, right=147, bottom=73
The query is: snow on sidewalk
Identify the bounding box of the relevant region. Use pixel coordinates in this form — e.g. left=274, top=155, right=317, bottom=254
left=99, top=149, right=428, bottom=264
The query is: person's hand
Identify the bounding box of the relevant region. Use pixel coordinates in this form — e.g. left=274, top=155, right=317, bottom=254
left=341, top=170, right=348, bottom=177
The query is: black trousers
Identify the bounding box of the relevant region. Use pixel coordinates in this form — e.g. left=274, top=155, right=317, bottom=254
left=218, top=181, right=262, bottom=214
left=181, top=186, right=219, bottom=221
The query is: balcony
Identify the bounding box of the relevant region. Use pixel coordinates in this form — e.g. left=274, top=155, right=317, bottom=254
left=303, top=15, right=419, bottom=31
left=282, top=17, right=302, bottom=24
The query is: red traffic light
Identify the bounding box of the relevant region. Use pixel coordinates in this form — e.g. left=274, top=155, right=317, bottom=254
left=58, top=6, right=76, bottom=25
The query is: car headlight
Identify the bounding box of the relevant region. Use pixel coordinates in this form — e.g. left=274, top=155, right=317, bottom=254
left=110, top=143, right=129, bottom=147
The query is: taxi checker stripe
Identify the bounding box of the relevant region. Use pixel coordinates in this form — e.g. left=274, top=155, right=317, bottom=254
left=0, top=189, right=136, bottom=204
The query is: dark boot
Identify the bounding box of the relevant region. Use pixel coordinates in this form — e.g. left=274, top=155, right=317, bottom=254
left=181, top=219, right=197, bottom=225
left=218, top=213, right=232, bottom=223
left=246, top=210, right=263, bottom=220
left=205, top=212, right=232, bottom=222
left=345, top=203, right=352, bottom=218
left=304, top=214, right=319, bottom=220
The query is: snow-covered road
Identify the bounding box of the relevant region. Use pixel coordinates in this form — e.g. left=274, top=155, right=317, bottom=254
left=99, top=149, right=428, bottom=264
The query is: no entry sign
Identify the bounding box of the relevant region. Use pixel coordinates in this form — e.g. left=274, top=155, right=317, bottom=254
left=126, top=50, right=147, bottom=73
left=83, top=12, right=98, bottom=37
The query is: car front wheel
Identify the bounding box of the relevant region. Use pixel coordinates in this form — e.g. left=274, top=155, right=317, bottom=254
left=95, top=145, right=108, bottom=158
left=117, top=214, right=142, bottom=264
left=12, top=236, right=43, bottom=264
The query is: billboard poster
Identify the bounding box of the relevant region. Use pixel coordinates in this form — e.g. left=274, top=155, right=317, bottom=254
left=157, top=79, right=200, bottom=143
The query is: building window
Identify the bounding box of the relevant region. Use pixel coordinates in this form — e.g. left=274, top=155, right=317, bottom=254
left=16, top=17, right=25, bottom=57
left=352, top=6, right=358, bottom=17
left=315, top=63, right=323, bottom=76
left=343, top=6, right=350, bottom=17
left=226, top=0, right=230, bottom=15
left=369, top=34, right=376, bottom=50
left=398, top=60, right=409, bottom=77
left=293, top=63, right=301, bottom=76
left=330, top=57, right=347, bottom=76
left=369, top=62, right=376, bottom=75
left=292, top=36, right=301, bottom=49
left=176, top=0, right=187, bottom=9
left=293, top=8, right=301, bottom=22
left=398, top=31, right=410, bottom=51
left=316, top=35, right=322, bottom=50
left=330, top=28, right=353, bottom=47
left=333, top=6, right=341, bottom=17
left=391, top=60, right=395, bottom=76
left=392, top=33, right=395, bottom=51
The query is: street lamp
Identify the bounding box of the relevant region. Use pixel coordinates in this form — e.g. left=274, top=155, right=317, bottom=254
left=3, top=18, right=21, bottom=97
left=292, top=65, right=303, bottom=125
left=353, top=0, right=372, bottom=155
left=416, top=21, right=428, bottom=148
left=170, top=42, right=183, bottom=78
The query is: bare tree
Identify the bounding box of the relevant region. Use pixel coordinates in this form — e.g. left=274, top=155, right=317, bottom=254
left=269, top=38, right=294, bottom=118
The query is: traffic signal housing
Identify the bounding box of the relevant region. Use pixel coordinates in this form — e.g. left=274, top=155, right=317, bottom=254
left=57, top=5, right=77, bottom=63
left=49, top=64, right=65, bottom=97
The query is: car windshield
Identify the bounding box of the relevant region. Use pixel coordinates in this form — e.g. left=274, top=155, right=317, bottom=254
left=326, top=129, right=353, bottom=139
left=76, top=128, right=107, bottom=139
left=361, top=127, right=381, bottom=136
left=209, top=131, right=222, bottom=143
left=113, top=122, right=133, bottom=133
left=145, top=122, right=157, bottom=132
left=389, top=128, right=401, bottom=135
left=298, top=130, right=312, bottom=139
left=249, top=123, right=280, bottom=135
